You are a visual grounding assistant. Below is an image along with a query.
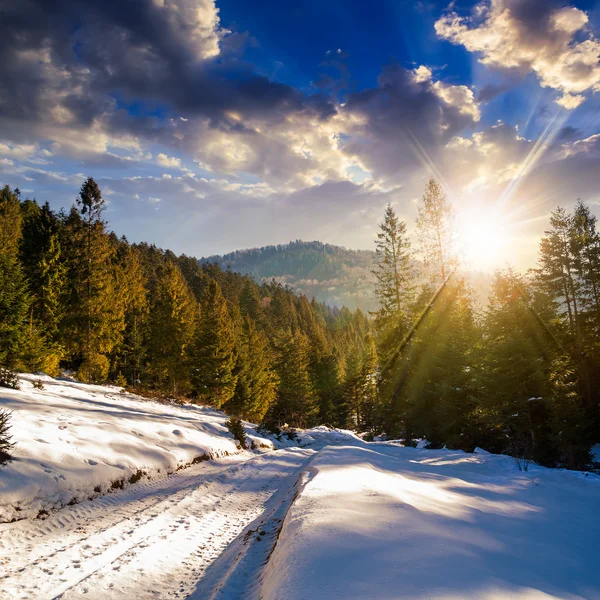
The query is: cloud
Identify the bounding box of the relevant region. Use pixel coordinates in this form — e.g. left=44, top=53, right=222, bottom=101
left=435, top=0, right=600, bottom=108
left=156, top=153, right=187, bottom=171
left=337, top=64, right=481, bottom=184
left=0, top=0, right=333, bottom=166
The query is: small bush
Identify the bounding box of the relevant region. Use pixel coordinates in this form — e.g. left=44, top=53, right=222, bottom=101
left=115, top=372, right=127, bottom=388
left=0, top=368, right=19, bottom=390
left=0, top=409, right=15, bottom=464
left=77, top=353, right=110, bottom=384
left=32, top=379, right=45, bottom=390
left=226, top=416, right=248, bottom=449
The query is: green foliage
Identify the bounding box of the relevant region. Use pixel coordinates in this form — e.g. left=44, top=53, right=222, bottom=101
left=226, top=318, right=278, bottom=423
left=226, top=416, right=248, bottom=449
left=1, top=177, right=595, bottom=471
left=147, top=260, right=197, bottom=394
left=268, top=329, right=319, bottom=428
left=0, top=368, right=20, bottom=390
left=0, top=253, right=31, bottom=367
left=0, top=409, right=14, bottom=464
left=192, top=280, right=238, bottom=407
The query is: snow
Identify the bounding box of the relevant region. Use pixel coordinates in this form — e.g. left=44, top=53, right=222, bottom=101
left=261, top=444, right=600, bottom=600
left=3, top=374, right=600, bottom=599
left=1, top=447, right=314, bottom=599
left=592, top=443, right=600, bottom=463
left=0, top=374, right=276, bottom=522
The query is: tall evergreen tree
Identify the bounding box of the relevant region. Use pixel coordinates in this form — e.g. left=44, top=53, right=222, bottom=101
left=192, top=280, right=238, bottom=407
left=147, top=260, right=197, bottom=394
left=372, top=204, right=413, bottom=330
left=0, top=186, right=30, bottom=368
left=416, top=178, right=456, bottom=283
left=62, top=179, right=124, bottom=381
left=269, top=329, right=318, bottom=428
left=226, top=318, right=279, bottom=422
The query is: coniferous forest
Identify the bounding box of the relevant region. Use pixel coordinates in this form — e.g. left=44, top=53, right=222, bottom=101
left=1, top=177, right=598, bottom=469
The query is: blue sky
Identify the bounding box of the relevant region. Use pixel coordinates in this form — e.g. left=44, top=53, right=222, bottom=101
left=1, top=0, right=600, bottom=268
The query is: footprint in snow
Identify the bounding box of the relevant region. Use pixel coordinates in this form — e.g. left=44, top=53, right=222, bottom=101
left=172, top=429, right=183, bottom=436
left=87, top=459, right=98, bottom=466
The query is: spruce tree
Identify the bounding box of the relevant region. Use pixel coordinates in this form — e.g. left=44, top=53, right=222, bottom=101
left=62, top=179, right=124, bottom=382
left=372, top=203, right=413, bottom=328
left=416, top=178, right=456, bottom=283
left=147, top=260, right=197, bottom=394
left=269, top=329, right=318, bottom=428
left=192, top=280, right=238, bottom=407
left=226, top=318, right=278, bottom=423
left=0, top=186, right=31, bottom=368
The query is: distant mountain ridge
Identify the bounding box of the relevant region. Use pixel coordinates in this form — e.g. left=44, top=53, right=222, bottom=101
left=200, top=240, right=377, bottom=312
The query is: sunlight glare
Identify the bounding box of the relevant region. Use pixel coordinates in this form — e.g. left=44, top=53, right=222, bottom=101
left=457, top=208, right=512, bottom=270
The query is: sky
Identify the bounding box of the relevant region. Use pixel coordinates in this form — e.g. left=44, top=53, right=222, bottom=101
left=1, top=0, right=600, bottom=269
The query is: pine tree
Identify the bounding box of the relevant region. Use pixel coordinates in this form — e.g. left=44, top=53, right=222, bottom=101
left=114, top=244, right=148, bottom=386
left=372, top=204, right=413, bottom=327
left=416, top=178, right=456, bottom=283
left=313, top=351, right=344, bottom=426
left=0, top=409, right=15, bottom=463
left=192, top=280, right=238, bottom=407
left=226, top=318, right=278, bottom=422
left=62, top=179, right=124, bottom=382
left=269, top=329, right=318, bottom=428
left=147, top=260, right=197, bottom=394
left=0, top=186, right=31, bottom=368
left=360, top=334, right=379, bottom=432
left=476, top=271, right=557, bottom=462
left=343, top=346, right=364, bottom=429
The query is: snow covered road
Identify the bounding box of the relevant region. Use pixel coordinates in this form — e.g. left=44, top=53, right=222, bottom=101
left=0, top=447, right=314, bottom=600
left=262, top=445, right=600, bottom=600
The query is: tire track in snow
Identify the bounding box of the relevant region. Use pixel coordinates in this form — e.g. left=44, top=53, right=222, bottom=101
left=1, top=448, right=313, bottom=600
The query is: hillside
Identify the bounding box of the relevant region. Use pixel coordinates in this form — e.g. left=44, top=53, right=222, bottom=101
left=200, top=240, right=377, bottom=312
left=3, top=375, right=599, bottom=599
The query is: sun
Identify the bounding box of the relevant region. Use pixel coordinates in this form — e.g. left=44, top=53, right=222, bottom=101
left=456, top=207, right=512, bottom=270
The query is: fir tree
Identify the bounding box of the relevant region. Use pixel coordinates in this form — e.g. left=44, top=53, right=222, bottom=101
left=62, top=179, right=124, bottom=382
left=147, top=260, right=197, bottom=394
left=226, top=317, right=278, bottom=423
left=192, top=280, right=238, bottom=407
left=269, top=329, right=318, bottom=428
left=0, top=409, right=14, bottom=464
left=372, top=203, right=413, bottom=328
left=416, top=178, right=456, bottom=283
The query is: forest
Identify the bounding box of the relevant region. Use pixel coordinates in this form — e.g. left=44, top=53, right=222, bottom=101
left=0, top=178, right=598, bottom=469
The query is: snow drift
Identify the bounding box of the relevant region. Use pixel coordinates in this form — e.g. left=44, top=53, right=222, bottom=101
left=0, top=374, right=276, bottom=522
left=261, top=444, right=600, bottom=599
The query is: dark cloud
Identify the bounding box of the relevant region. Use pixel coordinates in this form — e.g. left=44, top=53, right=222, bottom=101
left=341, top=64, right=480, bottom=182
left=0, top=0, right=334, bottom=145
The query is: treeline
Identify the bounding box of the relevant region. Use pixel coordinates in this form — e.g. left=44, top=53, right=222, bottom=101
left=370, top=179, right=598, bottom=469
left=0, top=179, right=374, bottom=428
left=201, top=240, right=377, bottom=312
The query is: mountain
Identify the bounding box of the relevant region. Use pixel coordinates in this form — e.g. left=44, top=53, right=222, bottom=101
left=200, top=240, right=377, bottom=312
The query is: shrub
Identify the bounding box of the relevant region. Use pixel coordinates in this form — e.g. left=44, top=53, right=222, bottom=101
left=226, top=416, right=248, bottom=450
left=0, top=409, right=15, bottom=464
left=32, top=379, right=45, bottom=390
left=0, top=367, right=19, bottom=390
left=77, top=353, right=110, bottom=383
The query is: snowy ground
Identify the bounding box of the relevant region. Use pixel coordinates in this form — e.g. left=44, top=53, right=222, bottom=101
left=0, top=374, right=277, bottom=522
left=261, top=445, right=600, bottom=600
left=2, top=376, right=600, bottom=599
left=1, top=448, right=313, bottom=599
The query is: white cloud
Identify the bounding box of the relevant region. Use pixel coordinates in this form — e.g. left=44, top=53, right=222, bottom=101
left=435, top=0, right=600, bottom=108
left=156, top=153, right=184, bottom=169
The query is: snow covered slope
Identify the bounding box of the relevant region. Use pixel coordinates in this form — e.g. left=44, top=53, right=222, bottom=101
left=261, top=444, right=600, bottom=600
left=0, top=374, right=276, bottom=522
